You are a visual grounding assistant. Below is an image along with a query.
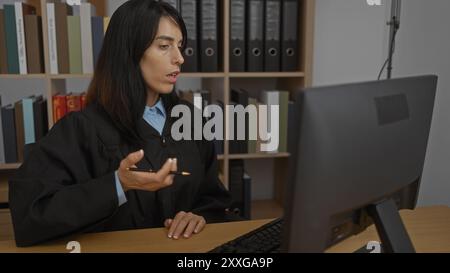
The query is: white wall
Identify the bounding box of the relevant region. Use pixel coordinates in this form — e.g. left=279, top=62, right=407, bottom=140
left=313, top=0, right=450, bottom=206
left=313, top=0, right=390, bottom=86
left=392, top=0, right=450, bottom=206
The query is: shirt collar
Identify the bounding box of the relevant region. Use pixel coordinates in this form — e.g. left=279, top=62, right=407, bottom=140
left=144, top=98, right=166, bottom=118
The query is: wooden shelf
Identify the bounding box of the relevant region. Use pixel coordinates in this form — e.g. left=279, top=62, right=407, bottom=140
left=251, top=199, right=284, bottom=220
left=229, top=72, right=305, bottom=78
left=0, top=164, right=21, bottom=171
left=180, top=72, right=226, bottom=78
left=228, top=152, right=290, bottom=160
left=49, top=74, right=94, bottom=79
left=49, top=73, right=226, bottom=79
left=0, top=74, right=46, bottom=79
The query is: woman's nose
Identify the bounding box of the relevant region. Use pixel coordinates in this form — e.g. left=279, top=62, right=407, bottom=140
left=173, top=48, right=185, bottom=65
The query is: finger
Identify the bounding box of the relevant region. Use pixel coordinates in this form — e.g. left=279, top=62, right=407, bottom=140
left=163, top=158, right=178, bottom=186
left=155, top=158, right=173, bottom=183
left=183, top=218, right=199, bottom=238
left=173, top=213, right=192, bottom=240
left=122, top=150, right=144, bottom=168
left=194, top=217, right=206, bottom=234
left=132, top=159, right=173, bottom=185
left=168, top=211, right=186, bottom=239
left=164, top=219, right=173, bottom=228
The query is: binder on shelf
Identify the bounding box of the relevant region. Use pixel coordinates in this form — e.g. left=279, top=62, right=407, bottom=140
left=246, top=0, right=264, bottom=72
left=0, top=10, right=8, bottom=74
left=24, top=14, right=44, bottom=73
left=281, top=0, right=299, bottom=71
left=199, top=0, right=219, bottom=72
left=230, top=0, right=246, bottom=72
left=54, top=3, right=73, bottom=74
left=3, top=4, right=20, bottom=74
left=165, top=0, right=180, bottom=10
left=15, top=2, right=36, bottom=75
left=1, top=104, right=18, bottom=163
left=180, top=0, right=198, bottom=72
left=264, top=0, right=281, bottom=72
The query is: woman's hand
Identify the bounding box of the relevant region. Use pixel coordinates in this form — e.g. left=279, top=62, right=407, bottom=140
left=165, top=211, right=206, bottom=239
left=117, top=149, right=177, bottom=192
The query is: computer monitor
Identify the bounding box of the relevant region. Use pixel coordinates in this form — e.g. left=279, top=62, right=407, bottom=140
left=282, top=75, right=437, bottom=253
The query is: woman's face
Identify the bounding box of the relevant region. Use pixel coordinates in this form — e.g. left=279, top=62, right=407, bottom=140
left=140, top=16, right=184, bottom=100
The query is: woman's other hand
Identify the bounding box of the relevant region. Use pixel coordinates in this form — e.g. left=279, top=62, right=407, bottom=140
left=117, top=150, right=177, bottom=192
left=165, top=211, right=206, bottom=239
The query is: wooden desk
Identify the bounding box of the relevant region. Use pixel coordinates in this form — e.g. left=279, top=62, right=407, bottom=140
left=0, top=206, right=448, bottom=253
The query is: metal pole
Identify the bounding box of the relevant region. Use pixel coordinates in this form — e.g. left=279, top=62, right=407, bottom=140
left=387, top=0, right=401, bottom=79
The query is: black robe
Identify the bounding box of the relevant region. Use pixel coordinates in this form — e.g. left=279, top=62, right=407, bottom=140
left=9, top=101, right=232, bottom=247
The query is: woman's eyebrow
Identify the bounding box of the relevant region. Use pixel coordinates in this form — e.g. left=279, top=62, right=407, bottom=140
left=155, top=35, right=183, bottom=44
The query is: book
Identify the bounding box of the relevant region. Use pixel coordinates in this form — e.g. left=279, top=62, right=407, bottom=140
left=80, top=3, right=96, bottom=74
left=1, top=104, right=18, bottom=163
left=66, top=93, right=82, bottom=113
left=24, top=15, right=44, bottom=73
left=67, top=15, right=82, bottom=74
left=14, top=2, right=36, bottom=74
left=0, top=10, right=8, bottom=74
left=46, top=3, right=58, bottom=74
left=52, top=94, right=67, bottom=123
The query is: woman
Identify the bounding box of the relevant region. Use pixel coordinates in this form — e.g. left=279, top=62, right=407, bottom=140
left=9, top=0, right=232, bottom=247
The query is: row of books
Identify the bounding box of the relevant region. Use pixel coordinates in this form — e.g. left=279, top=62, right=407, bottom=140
left=52, top=92, right=87, bottom=123
left=230, top=88, right=292, bottom=154
left=46, top=2, right=109, bottom=75
left=230, top=0, right=300, bottom=72
left=0, top=95, right=48, bottom=164
left=0, top=3, right=44, bottom=74
left=177, top=88, right=293, bottom=155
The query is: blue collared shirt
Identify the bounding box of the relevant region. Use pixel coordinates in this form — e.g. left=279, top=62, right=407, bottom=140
left=114, top=99, right=166, bottom=206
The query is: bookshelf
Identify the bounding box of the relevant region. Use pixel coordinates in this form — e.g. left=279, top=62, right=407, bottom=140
left=0, top=0, right=316, bottom=220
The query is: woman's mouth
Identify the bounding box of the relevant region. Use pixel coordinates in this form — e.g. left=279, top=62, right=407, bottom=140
left=167, top=72, right=179, bottom=83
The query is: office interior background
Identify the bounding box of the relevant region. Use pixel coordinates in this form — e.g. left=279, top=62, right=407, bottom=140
left=0, top=0, right=449, bottom=243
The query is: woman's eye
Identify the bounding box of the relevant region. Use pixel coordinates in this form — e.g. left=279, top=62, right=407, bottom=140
left=160, top=45, right=170, bottom=50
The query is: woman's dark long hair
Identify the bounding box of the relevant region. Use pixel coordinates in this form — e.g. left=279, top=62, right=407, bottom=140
left=86, top=0, right=187, bottom=144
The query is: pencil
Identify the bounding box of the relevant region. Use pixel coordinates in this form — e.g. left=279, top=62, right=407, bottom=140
left=126, top=167, right=191, bottom=176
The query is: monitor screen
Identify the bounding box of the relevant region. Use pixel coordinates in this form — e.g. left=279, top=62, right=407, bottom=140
left=282, top=75, right=437, bottom=253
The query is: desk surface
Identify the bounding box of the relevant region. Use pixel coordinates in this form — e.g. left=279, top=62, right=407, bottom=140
left=0, top=206, right=449, bottom=253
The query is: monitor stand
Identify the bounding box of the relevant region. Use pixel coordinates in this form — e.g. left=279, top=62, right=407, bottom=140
left=354, top=198, right=416, bottom=253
